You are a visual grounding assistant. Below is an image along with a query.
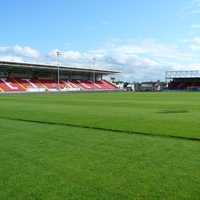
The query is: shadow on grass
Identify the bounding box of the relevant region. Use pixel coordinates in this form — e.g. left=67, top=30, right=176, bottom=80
left=0, top=116, right=199, bottom=142
left=158, top=110, right=189, bottom=114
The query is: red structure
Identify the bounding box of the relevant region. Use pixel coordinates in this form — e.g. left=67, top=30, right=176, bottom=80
left=0, top=61, right=119, bottom=93
left=166, top=70, right=200, bottom=91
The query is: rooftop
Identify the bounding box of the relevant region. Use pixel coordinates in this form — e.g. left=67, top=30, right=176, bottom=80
left=166, top=70, right=200, bottom=79
left=0, top=61, right=119, bottom=75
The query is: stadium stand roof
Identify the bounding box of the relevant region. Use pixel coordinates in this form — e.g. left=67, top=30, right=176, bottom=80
left=0, top=61, right=119, bottom=75
left=166, top=70, right=200, bottom=79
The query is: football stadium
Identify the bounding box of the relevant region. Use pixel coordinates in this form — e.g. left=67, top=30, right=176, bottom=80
left=1, top=1, right=200, bottom=199
left=0, top=61, right=200, bottom=200
left=0, top=61, right=119, bottom=93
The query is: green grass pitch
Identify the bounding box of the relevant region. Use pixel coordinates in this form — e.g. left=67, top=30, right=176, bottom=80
left=0, top=92, right=199, bottom=200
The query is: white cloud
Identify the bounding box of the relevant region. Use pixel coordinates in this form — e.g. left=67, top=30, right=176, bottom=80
left=1, top=39, right=200, bottom=82
left=0, top=45, right=40, bottom=59
left=191, top=24, right=200, bottom=29
left=0, top=55, right=24, bottom=62
left=63, top=51, right=82, bottom=60
left=181, top=0, right=200, bottom=16
left=49, top=49, right=83, bottom=61
left=189, top=37, right=200, bottom=50
left=14, top=45, right=40, bottom=58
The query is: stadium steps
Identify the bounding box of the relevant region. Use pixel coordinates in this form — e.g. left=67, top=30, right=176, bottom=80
left=31, top=79, right=48, bottom=90
left=0, top=79, right=24, bottom=92
left=0, top=79, right=119, bottom=93
left=0, top=86, right=4, bottom=92
left=17, top=79, right=38, bottom=89
left=12, top=79, right=26, bottom=91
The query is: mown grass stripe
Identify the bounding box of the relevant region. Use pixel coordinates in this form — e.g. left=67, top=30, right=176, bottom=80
left=0, top=116, right=199, bottom=142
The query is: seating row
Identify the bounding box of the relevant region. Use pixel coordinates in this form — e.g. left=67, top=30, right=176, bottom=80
left=0, top=79, right=118, bottom=92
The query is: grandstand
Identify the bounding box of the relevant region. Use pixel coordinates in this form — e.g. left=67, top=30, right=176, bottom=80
left=0, top=61, right=119, bottom=93
left=166, top=70, right=200, bottom=90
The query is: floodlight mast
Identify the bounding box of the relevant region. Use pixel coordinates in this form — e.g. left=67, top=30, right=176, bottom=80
left=92, top=57, right=96, bottom=82
left=56, top=51, right=63, bottom=91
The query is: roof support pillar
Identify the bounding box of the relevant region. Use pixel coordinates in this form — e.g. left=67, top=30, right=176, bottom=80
left=93, top=72, right=95, bottom=82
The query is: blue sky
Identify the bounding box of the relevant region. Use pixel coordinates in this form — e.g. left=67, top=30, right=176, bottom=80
left=1, top=0, right=200, bottom=81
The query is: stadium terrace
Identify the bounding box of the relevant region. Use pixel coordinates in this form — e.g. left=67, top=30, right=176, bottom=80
left=166, top=70, right=200, bottom=91
left=0, top=61, right=119, bottom=93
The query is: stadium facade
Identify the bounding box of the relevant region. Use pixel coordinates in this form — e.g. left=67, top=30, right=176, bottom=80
left=0, top=61, right=119, bottom=93
left=166, top=70, right=200, bottom=90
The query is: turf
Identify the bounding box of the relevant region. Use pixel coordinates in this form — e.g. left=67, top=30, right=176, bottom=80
left=0, top=92, right=199, bottom=199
